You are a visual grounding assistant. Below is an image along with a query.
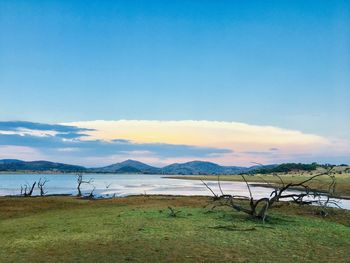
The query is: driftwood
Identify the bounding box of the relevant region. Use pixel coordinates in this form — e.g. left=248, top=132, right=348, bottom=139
left=20, top=182, right=36, bottom=197
left=76, top=174, right=93, bottom=197
left=88, top=186, right=96, bottom=198
left=37, top=178, right=49, bottom=196
left=202, top=167, right=338, bottom=222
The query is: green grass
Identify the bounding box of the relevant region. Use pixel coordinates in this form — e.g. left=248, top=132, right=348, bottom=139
left=166, top=169, right=350, bottom=198
left=0, top=196, right=349, bottom=262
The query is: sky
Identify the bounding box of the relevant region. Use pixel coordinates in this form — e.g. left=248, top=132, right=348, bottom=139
left=0, top=1, right=349, bottom=167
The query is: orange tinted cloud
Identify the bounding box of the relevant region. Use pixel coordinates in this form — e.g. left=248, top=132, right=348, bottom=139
left=65, top=120, right=347, bottom=166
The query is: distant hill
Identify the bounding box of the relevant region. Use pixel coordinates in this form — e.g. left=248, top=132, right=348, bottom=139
left=0, top=158, right=286, bottom=175
left=94, top=160, right=247, bottom=175
left=242, top=164, right=278, bottom=173
left=0, top=159, right=86, bottom=173
left=161, top=161, right=245, bottom=175
left=113, top=166, right=142, bottom=174
left=0, top=159, right=23, bottom=164
left=91, top=160, right=161, bottom=174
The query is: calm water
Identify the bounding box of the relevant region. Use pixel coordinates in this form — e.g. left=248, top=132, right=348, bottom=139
left=1, top=173, right=349, bottom=210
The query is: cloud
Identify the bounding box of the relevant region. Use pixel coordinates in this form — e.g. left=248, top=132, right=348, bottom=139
left=0, top=121, right=232, bottom=165
left=0, top=121, right=93, bottom=133
left=66, top=120, right=350, bottom=165
left=0, top=133, right=230, bottom=158
left=0, top=121, right=92, bottom=139
left=0, top=120, right=349, bottom=166
left=269, top=148, right=279, bottom=151
left=0, top=145, right=44, bottom=161
left=241, top=151, right=276, bottom=156
left=66, top=120, right=329, bottom=148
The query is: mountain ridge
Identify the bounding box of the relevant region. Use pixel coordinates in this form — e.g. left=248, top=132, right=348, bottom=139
left=0, top=159, right=274, bottom=175
left=161, top=160, right=245, bottom=175
left=91, top=159, right=161, bottom=174
left=0, top=159, right=86, bottom=172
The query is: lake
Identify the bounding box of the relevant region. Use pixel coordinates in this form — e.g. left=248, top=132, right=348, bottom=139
left=1, top=173, right=349, bottom=210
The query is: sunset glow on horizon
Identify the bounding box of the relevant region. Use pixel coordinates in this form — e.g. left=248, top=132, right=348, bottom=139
left=0, top=119, right=346, bottom=167
left=64, top=120, right=349, bottom=166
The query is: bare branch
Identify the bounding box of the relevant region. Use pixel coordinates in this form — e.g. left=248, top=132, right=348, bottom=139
left=76, top=173, right=93, bottom=197
left=203, top=165, right=338, bottom=221
left=37, top=178, right=49, bottom=196
left=217, top=175, right=224, bottom=196
left=20, top=181, right=36, bottom=197
left=200, top=179, right=218, bottom=199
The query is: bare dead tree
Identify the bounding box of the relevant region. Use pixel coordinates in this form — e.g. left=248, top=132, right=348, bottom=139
left=20, top=182, right=36, bottom=197
left=76, top=174, right=93, bottom=197
left=217, top=175, right=224, bottom=196
left=201, top=179, right=219, bottom=199
left=202, top=167, right=338, bottom=222
left=37, top=178, right=49, bottom=196
left=88, top=185, right=96, bottom=198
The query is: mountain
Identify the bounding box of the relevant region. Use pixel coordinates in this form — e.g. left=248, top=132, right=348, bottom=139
left=92, top=160, right=161, bottom=174
left=0, top=159, right=272, bottom=175
left=161, top=161, right=245, bottom=175
left=0, top=159, right=23, bottom=164
left=0, top=159, right=86, bottom=172
left=113, top=166, right=142, bottom=173
left=94, top=160, right=247, bottom=175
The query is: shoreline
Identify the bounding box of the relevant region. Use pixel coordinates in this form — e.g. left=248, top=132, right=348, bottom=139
left=2, top=192, right=349, bottom=209
left=165, top=175, right=350, bottom=200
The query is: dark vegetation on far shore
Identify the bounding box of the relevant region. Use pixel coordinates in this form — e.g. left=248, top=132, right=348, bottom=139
left=245, top=162, right=319, bottom=174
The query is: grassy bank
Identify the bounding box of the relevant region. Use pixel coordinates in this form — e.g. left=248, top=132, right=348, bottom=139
left=166, top=171, right=350, bottom=198
left=0, top=196, right=349, bottom=262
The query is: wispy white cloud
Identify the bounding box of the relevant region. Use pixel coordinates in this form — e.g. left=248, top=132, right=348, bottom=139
left=0, top=121, right=232, bottom=166
left=66, top=120, right=350, bottom=165
left=0, top=146, right=45, bottom=161
left=66, top=120, right=328, bottom=146
left=0, top=120, right=349, bottom=166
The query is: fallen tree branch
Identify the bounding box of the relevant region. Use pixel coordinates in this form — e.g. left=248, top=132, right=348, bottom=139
left=202, top=166, right=337, bottom=222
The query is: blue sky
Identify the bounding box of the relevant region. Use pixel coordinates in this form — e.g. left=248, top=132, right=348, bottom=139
left=0, top=1, right=349, bottom=166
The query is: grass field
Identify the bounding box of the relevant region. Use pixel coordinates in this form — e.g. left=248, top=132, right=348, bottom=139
left=0, top=196, right=349, bottom=262
left=167, top=168, right=350, bottom=198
